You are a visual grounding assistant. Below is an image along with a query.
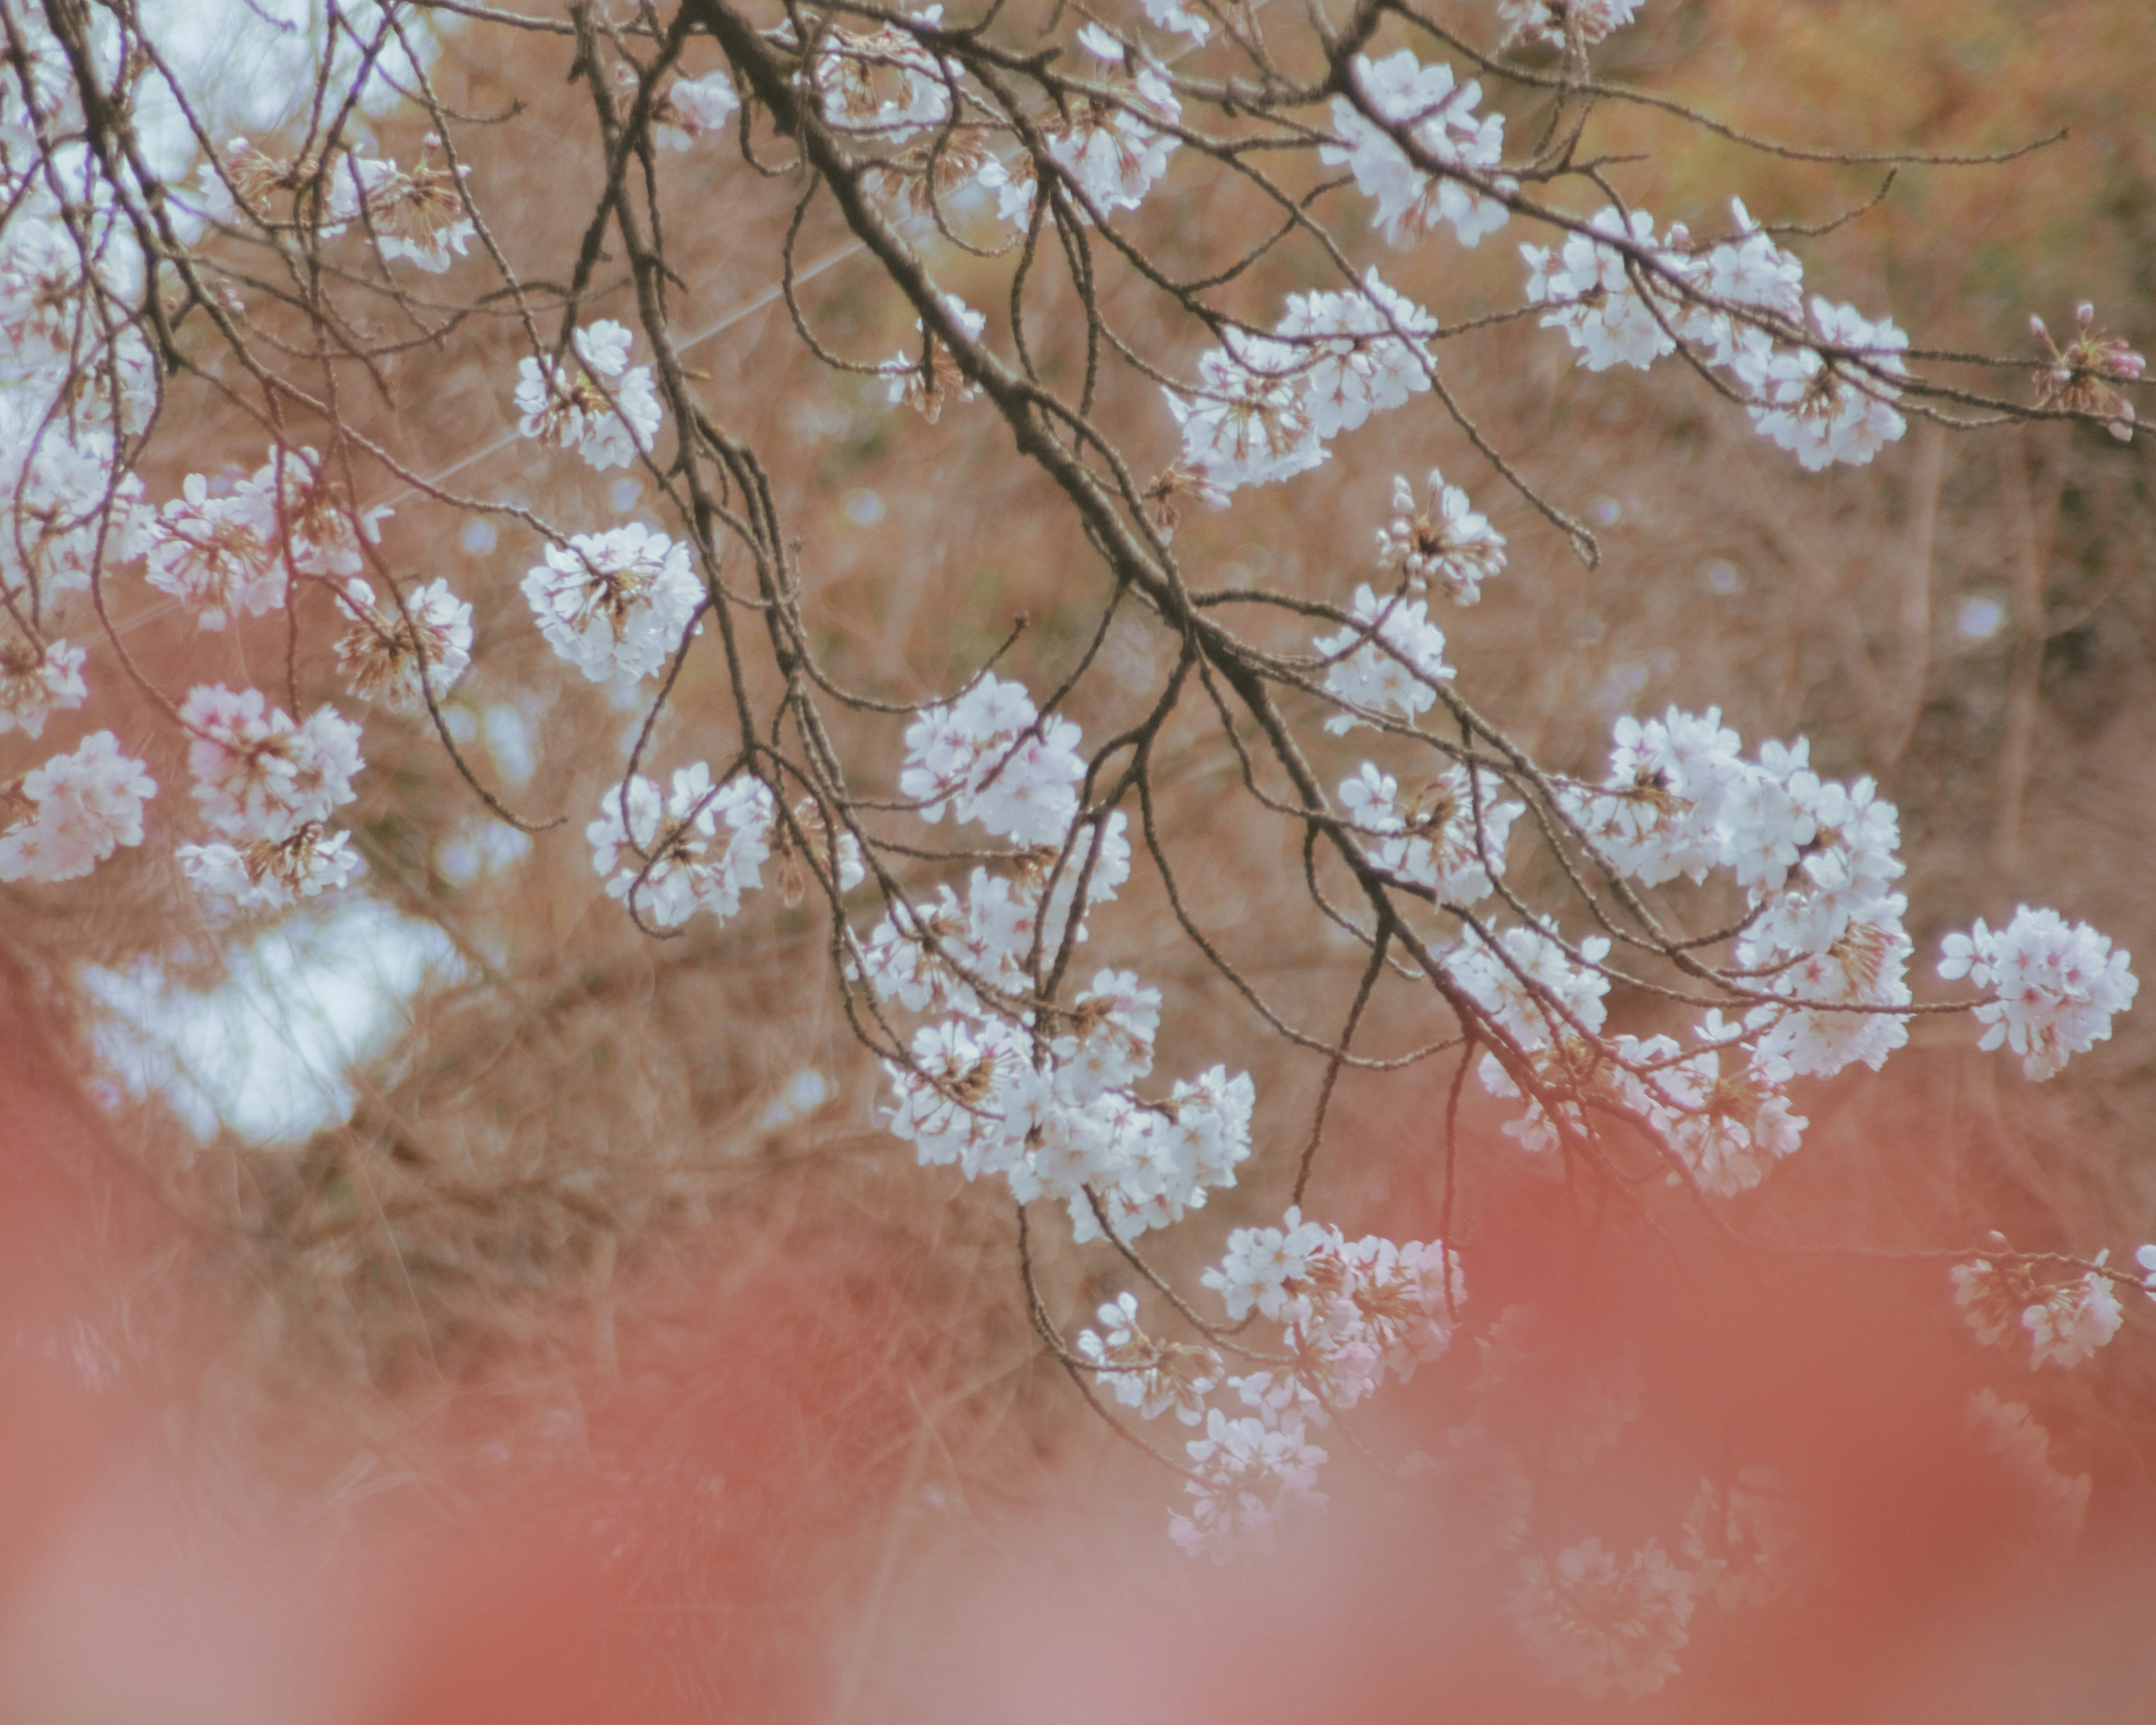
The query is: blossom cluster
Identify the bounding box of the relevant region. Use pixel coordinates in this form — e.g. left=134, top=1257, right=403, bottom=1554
left=1321, top=52, right=1513, bottom=251
left=864, top=673, right=1256, bottom=1246
left=1520, top=199, right=1909, bottom=469
left=1313, top=583, right=1454, bottom=733
left=1166, top=271, right=1437, bottom=494
left=1939, top=906, right=2139, bottom=1081
left=513, top=321, right=664, bottom=471
left=1442, top=705, right=1939, bottom=1187
left=522, top=523, right=702, bottom=686
left=1134, top=1207, right=1464, bottom=1557
left=1949, top=1251, right=2124, bottom=1371
left=586, top=764, right=800, bottom=928
left=142, top=448, right=391, bottom=631
left=172, top=684, right=366, bottom=910
left=0, top=731, right=154, bottom=883
left=1374, top=468, right=1508, bottom=604
left=1340, top=759, right=1522, bottom=903
left=205, top=135, right=478, bottom=271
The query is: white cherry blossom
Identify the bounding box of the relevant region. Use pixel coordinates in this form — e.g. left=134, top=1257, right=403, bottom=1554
left=522, top=523, right=702, bottom=685
left=1322, top=52, right=1512, bottom=249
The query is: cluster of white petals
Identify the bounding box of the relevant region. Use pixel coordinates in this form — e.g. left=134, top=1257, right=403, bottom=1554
left=1678, top=198, right=1805, bottom=363
left=1951, top=1252, right=2123, bottom=1370
left=1162, top=1210, right=1463, bottom=1555
left=522, top=523, right=702, bottom=685
left=335, top=578, right=474, bottom=711
left=1522, top=207, right=1681, bottom=373
left=1514, top=198, right=1907, bottom=471
left=1939, top=906, right=2139, bottom=1080
left=587, top=764, right=778, bottom=928
left=179, top=822, right=359, bottom=912
left=1275, top=270, right=1437, bottom=437
left=180, top=684, right=362, bottom=851
left=0, top=731, right=154, bottom=883
left=1031, top=29, right=1182, bottom=218
left=1167, top=335, right=1326, bottom=493
left=1, top=396, right=147, bottom=603
left=1313, top=584, right=1454, bottom=734
left=1321, top=52, right=1512, bottom=250
left=1167, top=271, right=1437, bottom=492
left=655, top=71, right=742, bottom=150
left=1341, top=760, right=1520, bottom=902
left=869, top=672, right=1257, bottom=1247
left=1374, top=468, right=1506, bottom=603
left=1076, top=1292, right=1222, bottom=1425
left=143, top=473, right=285, bottom=628
left=1509, top=1537, right=1695, bottom=1700
left=1733, top=298, right=1909, bottom=471
left=898, top=671, right=1086, bottom=845
left=1168, top=1409, right=1328, bottom=1559
left=351, top=145, right=477, bottom=273
left=513, top=321, right=664, bottom=471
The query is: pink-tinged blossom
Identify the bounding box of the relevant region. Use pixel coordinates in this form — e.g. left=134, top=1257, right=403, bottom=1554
left=1376, top=468, right=1506, bottom=603
left=0, top=628, right=85, bottom=737
left=513, top=320, right=664, bottom=471
left=1321, top=52, right=1511, bottom=250
left=2031, top=301, right=2143, bottom=441
left=349, top=143, right=476, bottom=273
left=1510, top=1537, right=1694, bottom=1700
left=0, top=217, right=85, bottom=372
left=1561, top=705, right=1747, bottom=887
left=807, top=8, right=957, bottom=144
left=1168, top=1408, right=1328, bottom=1560
left=1340, top=760, right=1520, bottom=903
left=181, top=684, right=362, bottom=842
left=1741, top=901, right=1912, bottom=1081
left=178, top=822, right=358, bottom=911
left=1313, top=584, right=1453, bottom=734
left=1202, top=1206, right=1331, bottom=1322
left=1939, top=905, right=2137, bottom=1080
left=523, top=523, right=702, bottom=686
left=0, top=731, right=155, bottom=883
left=230, top=446, right=391, bottom=582
left=0, top=400, right=148, bottom=599
left=586, top=764, right=774, bottom=928
left=1675, top=198, right=1805, bottom=366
